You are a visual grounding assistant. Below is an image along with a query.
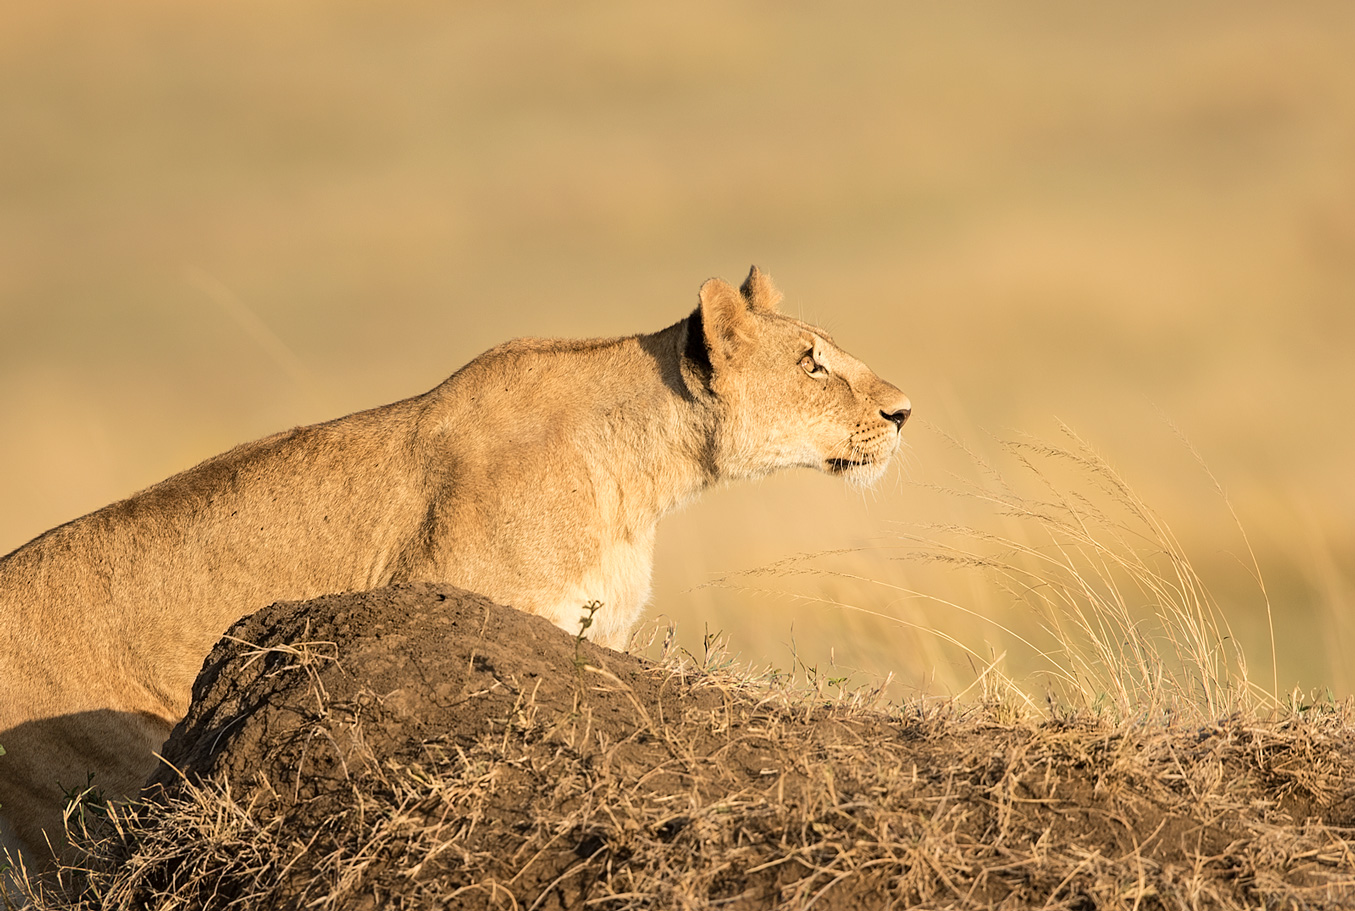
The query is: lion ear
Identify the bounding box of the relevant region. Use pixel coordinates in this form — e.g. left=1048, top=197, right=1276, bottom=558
left=698, top=277, right=753, bottom=362
left=739, top=265, right=782, bottom=313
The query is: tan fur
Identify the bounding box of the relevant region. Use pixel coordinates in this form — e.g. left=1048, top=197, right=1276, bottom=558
left=0, top=267, right=910, bottom=872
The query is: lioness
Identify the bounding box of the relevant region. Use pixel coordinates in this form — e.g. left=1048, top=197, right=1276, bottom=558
left=0, top=266, right=909, bottom=873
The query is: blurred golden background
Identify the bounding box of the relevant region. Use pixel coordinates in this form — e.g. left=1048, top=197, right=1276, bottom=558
left=3, top=2, right=1353, bottom=696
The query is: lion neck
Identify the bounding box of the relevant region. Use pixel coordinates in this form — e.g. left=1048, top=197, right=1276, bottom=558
left=598, top=316, right=719, bottom=527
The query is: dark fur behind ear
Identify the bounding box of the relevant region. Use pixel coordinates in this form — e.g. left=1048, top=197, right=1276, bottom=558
left=683, top=307, right=713, bottom=388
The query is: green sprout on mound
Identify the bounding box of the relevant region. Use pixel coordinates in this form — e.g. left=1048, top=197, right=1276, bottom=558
left=573, top=600, right=604, bottom=674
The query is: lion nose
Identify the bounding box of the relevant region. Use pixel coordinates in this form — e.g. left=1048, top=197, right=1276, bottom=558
left=882, top=402, right=911, bottom=430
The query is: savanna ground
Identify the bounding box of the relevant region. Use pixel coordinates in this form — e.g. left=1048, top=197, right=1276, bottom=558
left=5, top=3, right=1355, bottom=908
left=10, top=581, right=1355, bottom=910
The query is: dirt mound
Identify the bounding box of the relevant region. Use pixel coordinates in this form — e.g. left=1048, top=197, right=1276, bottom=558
left=152, top=583, right=653, bottom=799
left=35, top=584, right=1355, bottom=910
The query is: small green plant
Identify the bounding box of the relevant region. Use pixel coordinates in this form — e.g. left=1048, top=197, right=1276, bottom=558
left=59, top=771, right=109, bottom=835
left=703, top=626, right=720, bottom=655
left=573, top=600, right=604, bottom=673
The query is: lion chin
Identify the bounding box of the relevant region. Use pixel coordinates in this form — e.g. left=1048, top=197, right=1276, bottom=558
left=825, top=455, right=892, bottom=487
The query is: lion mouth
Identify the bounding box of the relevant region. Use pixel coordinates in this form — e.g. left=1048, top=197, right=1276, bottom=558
left=826, top=457, right=873, bottom=474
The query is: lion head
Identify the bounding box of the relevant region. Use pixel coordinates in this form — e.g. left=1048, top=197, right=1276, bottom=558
left=689, top=266, right=911, bottom=486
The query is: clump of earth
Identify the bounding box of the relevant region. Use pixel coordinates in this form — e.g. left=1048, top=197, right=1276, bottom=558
left=35, top=584, right=1355, bottom=910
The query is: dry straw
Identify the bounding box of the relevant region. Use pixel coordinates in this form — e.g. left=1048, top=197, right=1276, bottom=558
left=16, top=628, right=1355, bottom=910
left=910, top=423, right=1280, bottom=720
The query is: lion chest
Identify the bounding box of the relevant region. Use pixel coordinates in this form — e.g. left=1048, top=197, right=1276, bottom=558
left=541, top=526, right=657, bottom=649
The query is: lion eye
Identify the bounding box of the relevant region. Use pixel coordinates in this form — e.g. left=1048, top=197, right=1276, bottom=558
left=800, top=353, right=825, bottom=376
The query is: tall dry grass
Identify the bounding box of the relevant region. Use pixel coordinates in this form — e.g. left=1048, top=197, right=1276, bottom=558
left=715, top=426, right=1303, bottom=724
left=909, top=427, right=1278, bottom=719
